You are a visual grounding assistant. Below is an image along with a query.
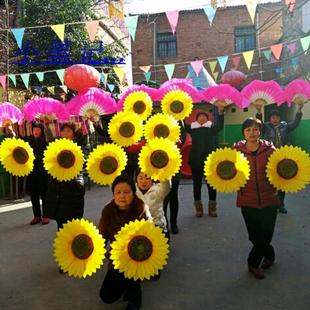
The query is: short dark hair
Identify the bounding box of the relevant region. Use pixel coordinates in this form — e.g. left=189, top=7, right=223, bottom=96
left=268, top=110, right=281, bottom=120
left=195, top=111, right=208, bottom=120
left=60, top=123, right=76, bottom=134
left=111, top=175, right=136, bottom=194
left=241, top=118, right=262, bottom=135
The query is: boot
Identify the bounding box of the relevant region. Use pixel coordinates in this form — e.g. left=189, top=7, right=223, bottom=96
left=194, top=201, right=203, bottom=217
left=248, top=265, right=265, bottom=279
left=208, top=201, right=217, bottom=217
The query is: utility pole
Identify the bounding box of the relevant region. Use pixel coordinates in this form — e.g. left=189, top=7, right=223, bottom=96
left=256, top=7, right=263, bottom=81
left=5, top=0, right=10, bottom=101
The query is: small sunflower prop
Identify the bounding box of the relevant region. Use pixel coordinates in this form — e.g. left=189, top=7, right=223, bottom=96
left=54, top=219, right=106, bottom=278
left=110, top=219, right=169, bottom=281
left=138, top=137, right=182, bottom=181
left=123, top=91, right=153, bottom=120
left=0, top=138, right=34, bottom=176
left=161, top=89, right=193, bottom=121
left=43, top=138, right=84, bottom=181
left=266, top=146, right=310, bottom=192
left=86, top=143, right=128, bottom=186
left=108, top=111, right=143, bottom=147
left=204, top=148, right=250, bottom=193
left=144, top=113, right=180, bottom=143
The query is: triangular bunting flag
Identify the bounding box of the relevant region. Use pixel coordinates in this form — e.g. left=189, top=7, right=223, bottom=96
left=203, top=4, right=217, bottom=25
left=0, top=75, right=6, bottom=89
left=164, top=64, right=175, bottom=80
left=291, top=57, right=299, bottom=66
left=243, top=50, right=254, bottom=70
left=125, top=16, right=139, bottom=41
left=85, top=21, right=99, bottom=42
left=212, top=71, right=219, bottom=81
left=208, top=60, right=217, bottom=73
left=270, top=56, right=278, bottom=64
left=217, top=56, right=228, bottom=72
left=285, top=0, right=295, bottom=12
left=287, top=42, right=296, bottom=54
left=231, top=56, right=241, bottom=69
left=101, top=72, right=107, bottom=87
left=20, top=73, right=30, bottom=89
left=165, top=10, right=179, bottom=35
left=35, top=72, right=44, bottom=82
left=9, top=74, right=16, bottom=86
left=114, top=67, right=125, bottom=83
left=51, top=24, right=65, bottom=42
left=56, top=69, right=65, bottom=84
left=271, top=43, right=283, bottom=60
left=144, top=71, right=151, bottom=82
left=47, top=87, right=55, bottom=95
left=190, top=60, right=204, bottom=76
left=263, top=49, right=271, bottom=61
left=139, top=65, right=151, bottom=73
left=300, top=35, right=310, bottom=54
left=11, top=28, right=25, bottom=49
left=107, top=83, right=115, bottom=93
left=246, top=0, right=257, bottom=23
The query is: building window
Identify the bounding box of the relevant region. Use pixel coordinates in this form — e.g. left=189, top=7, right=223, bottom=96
left=157, top=32, right=177, bottom=58
left=234, top=26, right=256, bottom=53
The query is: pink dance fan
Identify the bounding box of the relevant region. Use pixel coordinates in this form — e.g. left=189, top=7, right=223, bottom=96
left=0, top=102, right=23, bottom=126
left=66, top=87, right=117, bottom=118
left=241, top=80, right=285, bottom=108
left=285, top=79, right=310, bottom=107
left=23, top=98, right=70, bottom=122
left=158, top=79, right=202, bottom=102
left=202, top=84, right=244, bottom=108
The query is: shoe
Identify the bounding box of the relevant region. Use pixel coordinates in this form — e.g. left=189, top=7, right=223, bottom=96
left=194, top=201, right=203, bottom=217
left=30, top=217, right=42, bottom=225
left=150, top=272, right=161, bottom=281
left=208, top=201, right=217, bottom=217
left=59, top=267, right=65, bottom=274
left=41, top=218, right=50, bottom=225
left=171, top=224, right=179, bottom=234
left=248, top=265, right=265, bottom=279
left=279, top=207, right=287, bottom=214
left=261, top=258, right=274, bottom=269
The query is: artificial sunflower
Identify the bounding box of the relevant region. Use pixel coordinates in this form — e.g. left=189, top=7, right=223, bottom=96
left=266, top=146, right=310, bottom=192
left=204, top=148, right=250, bottom=193
left=54, top=218, right=106, bottom=278
left=110, top=219, right=169, bottom=281
left=43, top=138, right=84, bottom=181
left=0, top=137, right=34, bottom=176
left=161, top=89, right=193, bottom=121
left=144, top=113, right=180, bottom=143
left=86, top=143, right=127, bottom=186
left=108, top=111, right=143, bottom=147
left=123, top=91, right=153, bottom=120
left=138, top=137, right=182, bottom=181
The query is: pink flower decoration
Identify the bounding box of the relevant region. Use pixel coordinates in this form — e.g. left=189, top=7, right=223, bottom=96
left=0, top=102, right=23, bottom=126
left=284, top=79, right=310, bottom=107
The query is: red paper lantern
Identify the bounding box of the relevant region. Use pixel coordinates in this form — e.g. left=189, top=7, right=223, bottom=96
left=64, top=64, right=100, bottom=94
left=221, top=70, right=246, bottom=87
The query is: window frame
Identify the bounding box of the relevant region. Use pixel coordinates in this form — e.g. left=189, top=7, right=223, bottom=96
left=234, top=26, right=256, bottom=53
left=156, top=32, right=177, bottom=58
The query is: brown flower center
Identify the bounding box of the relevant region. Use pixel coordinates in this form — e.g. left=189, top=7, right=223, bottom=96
left=133, top=100, right=146, bottom=114
left=12, top=146, right=29, bottom=164
left=153, top=124, right=170, bottom=138
left=57, top=150, right=76, bottom=168
left=277, top=159, right=298, bottom=179
left=71, top=234, right=94, bottom=259
left=216, top=160, right=237, bottom=180
left=119, top=122, right=135, bottom=137
left=99, top=156, right=118, bottom=174
left=127, top=235, right=153, bottom=262
left=150, top=150, right=169, bottom=168
left=170, top=101, right=184, bottom=113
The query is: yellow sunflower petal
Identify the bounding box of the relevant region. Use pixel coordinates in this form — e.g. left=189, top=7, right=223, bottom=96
left=108, top=111, right=143, bottom=147
left=123, top=91, right=153, bottom=120
left=138, top=137, right=182, bottom=181
left=0, top=137, right=34, bottom=176
left=43, top=138, right=84, bottom=181
left=266, top=146, right=310, bottom=192
left=144, top=113, right=180, bottom=143
left=204, top=148, right=251, bottom=193
left=86, top=143, right=128, bottom=186
left=53, top=218, right=106, bottom=278
left=110, top=219, right=169, bottom=281
left=161, top=89, right=193, bottom=120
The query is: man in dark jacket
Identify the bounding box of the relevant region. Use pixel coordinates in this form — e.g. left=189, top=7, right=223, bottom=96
left=255, top=103, right=304, bottom=213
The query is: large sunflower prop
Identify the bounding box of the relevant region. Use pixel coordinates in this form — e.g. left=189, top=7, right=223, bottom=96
left=204, top=148, right=250, bottom=193
left=54, top=219, right=106, bottom=278
left=266, top=146, right=310, bottom=192
left=86, top=143, right=127, bottom=186
left=161, top=89, right=193, bottom=120
left=43, top=138, right=84, bottom=181
left=108, top=111, right=143, bottom=147
left=144, top=113, right=180, bottom=143
left=110, top=219, right=169, bottom=281
left=0, top=138, right=34, bottom=176
left=123, top=91, right=153, bottom=120
left=138, top=138, right=182, bottom=181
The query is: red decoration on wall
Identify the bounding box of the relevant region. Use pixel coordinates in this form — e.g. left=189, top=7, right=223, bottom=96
left=220, top=70, right=246, bottom=87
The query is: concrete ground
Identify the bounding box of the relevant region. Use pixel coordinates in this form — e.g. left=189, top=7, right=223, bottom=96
left=0, top=180, right=309, bottom=310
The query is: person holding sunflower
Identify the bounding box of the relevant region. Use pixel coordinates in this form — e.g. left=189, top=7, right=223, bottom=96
left=233, top=118, right=280, bottom=280
left=185, top=107, right=224, bottom=217
left=98, top=175, right=152, bottom=310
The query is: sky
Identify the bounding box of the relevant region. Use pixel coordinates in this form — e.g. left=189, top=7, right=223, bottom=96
left=124, top=0, right=281, bottom=14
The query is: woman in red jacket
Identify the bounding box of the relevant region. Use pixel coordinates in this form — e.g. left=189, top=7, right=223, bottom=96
left=234, top=118, right=280, bottom=280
